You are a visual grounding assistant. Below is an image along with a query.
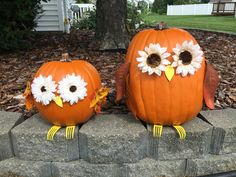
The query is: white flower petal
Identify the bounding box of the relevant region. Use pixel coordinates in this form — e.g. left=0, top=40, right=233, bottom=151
left=161, top=52, right=171, bottom=59
left=188, top=65, right=195, bottom=75
left=148, top=68, right=154, bottom=75
left=171, top=61, right=178, bottom=67
left=181, top=67, right=188, bottom=77
left=138, top=51, right=148, bottom=57
left=137, top=57, right=145, bottom=62
left=31, top=75, right=57, bottom=105
left=158, top=64, right=166, bottom=71
left=191, top=62, right=201, bottom=69
left=176, top=66, right=183, bottom=74
left=154, top=69, right=162, bottom=76
left=136, top=43, right=169, bottom=76
left=161, top=59, right=171, bottom=65
left=173, top=48, right=179, bottom=55
left=172, top=40, right=204, bottom=77
left=58, top=73, right=87, bottom=105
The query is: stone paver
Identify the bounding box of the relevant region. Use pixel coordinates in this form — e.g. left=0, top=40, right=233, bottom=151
left=148, top=117, right=213, bottom=160
left=52, top=160, right=121, bottom=177
left=123, top=158, right=186, bottom=177
left=11, top=114, right=79, bottom=162
left=79, top=114, right=148, bottom=163
left=0, top=111, right=22, bottom=161
left=186, top=153, right=236, bottom=176
left=201, top=109, right=236, bottom=154
left=0, top=158, right=51, bottom=177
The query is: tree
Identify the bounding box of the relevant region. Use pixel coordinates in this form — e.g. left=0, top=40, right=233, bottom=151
left=95, top=0, right=130, bottom=50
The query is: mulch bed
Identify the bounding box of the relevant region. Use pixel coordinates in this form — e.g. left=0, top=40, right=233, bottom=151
left=0, top=29, right=235, bottom=118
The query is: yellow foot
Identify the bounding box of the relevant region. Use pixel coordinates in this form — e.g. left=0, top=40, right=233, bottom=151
left=153, top=125, right=163, bottom=137
left=66, top=126, right=75, bottom=139
left=47, top=125, right=61, bottom=141
left=173, top=125, right=186, bottom=140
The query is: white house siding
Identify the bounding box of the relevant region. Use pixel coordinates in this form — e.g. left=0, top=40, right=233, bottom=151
left=35, top=0, right=64, bottom=31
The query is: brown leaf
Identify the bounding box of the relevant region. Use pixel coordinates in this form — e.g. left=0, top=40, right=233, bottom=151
left=204, top=62, right=220, bottom=109
left=115, top=62, right=130, bottom=102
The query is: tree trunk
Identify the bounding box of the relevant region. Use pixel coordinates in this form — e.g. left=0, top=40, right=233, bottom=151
left=95, top=0, right=130, bottom=50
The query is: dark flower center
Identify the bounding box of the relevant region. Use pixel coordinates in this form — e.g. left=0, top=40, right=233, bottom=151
left=147, top=53, right=161, bottom=68
left=70, top=85, right=77, bottom=92
left=179, top=51, right=192, bottom=65
left=41, top=86, right=46, bottom=92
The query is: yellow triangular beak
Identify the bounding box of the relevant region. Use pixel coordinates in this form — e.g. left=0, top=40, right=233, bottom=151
left=165, top=65, right=175, bottom=81
left=53, top=96, right=63, bottom=108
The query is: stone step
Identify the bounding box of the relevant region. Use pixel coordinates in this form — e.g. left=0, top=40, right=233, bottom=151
left=147, top=117, right=213, bottom=160
left=1, top=154, right=236, bottom=177
left=0, top=111, right=22, bottom=161
left=11, top=114, right=79, bottom=162
left=186, top=153, right=236, bottom=176
left=201, top=108, right=236, bottom=155
left=0, top=109, right=236, bottom=176
left=0, top=158, right=51, bottom=177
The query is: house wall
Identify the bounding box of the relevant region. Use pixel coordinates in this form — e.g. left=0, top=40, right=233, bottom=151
left=35, top=0, right=65, bottom=32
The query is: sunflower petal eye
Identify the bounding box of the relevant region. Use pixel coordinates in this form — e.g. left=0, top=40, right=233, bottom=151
left=137, top=43, right=171, bottom=76
left=58, top=73, right=87, bottom=105
left=172, top=40, right=204, bottom=77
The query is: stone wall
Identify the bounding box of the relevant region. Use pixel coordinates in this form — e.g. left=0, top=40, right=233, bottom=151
left=0, top=109, right=236, bottom=177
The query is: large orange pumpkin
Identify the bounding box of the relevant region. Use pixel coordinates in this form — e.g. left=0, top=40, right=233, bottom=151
left=116, top=24, right=219, bottom=138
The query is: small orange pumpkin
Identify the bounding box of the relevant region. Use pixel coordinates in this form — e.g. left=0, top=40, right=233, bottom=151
left=116, top=24, right=219, bottom=138
left=25, top=54, right=109, bottom=140
left=33, top=60, right=101, bottom=126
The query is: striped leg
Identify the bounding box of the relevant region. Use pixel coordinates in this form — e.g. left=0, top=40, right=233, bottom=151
left=66, top=126, right=75, bottom=139
left=47, top=125, right=61, bottom=141
left=153, top=125, right=163, bottom=137
left=173, top=125, right=186, bottom=139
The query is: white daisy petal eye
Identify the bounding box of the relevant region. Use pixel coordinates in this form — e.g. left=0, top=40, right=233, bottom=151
left=31, top=75, right=57, bottom=105
left=136, top=43, right=170, bottom=76
left=58, top=73, right=87, bottom=105
left=138, top=50, right=148, bottom=57
left=172, top=40, right=204, bottom=77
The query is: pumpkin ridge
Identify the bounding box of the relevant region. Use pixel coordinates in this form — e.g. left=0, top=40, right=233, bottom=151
left=138, top=30, right=156, bottom=121
left=130, top=31, right=149, bottom=118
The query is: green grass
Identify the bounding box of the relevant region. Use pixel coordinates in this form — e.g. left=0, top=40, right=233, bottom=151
left=141, top=13, right=236, bottom=33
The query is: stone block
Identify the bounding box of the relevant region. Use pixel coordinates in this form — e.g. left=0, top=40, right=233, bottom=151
left=186, top=153, right=236, bottom=176
left=148, top=118, right=213, bottom=160
left=201, top=109, right=236, bottom=154
left=0, top=111, right=22, bottom=161
left=0, top=158, right=51, bottom=177
left=11, top=114, right=79, bottom=162
left=79, top=114, right=148, bottom=163
left=52, top=160, right=121, bottom=177
left=123, top=158, right=186, bottom=177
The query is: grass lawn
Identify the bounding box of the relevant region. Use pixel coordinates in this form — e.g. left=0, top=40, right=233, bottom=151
left=141, top=13, right=236, bottom=33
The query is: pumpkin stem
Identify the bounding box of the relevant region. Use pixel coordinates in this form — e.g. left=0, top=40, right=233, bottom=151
left=155, top=22, right=168, bottom=30
left=61, top=53, right=71, bottom=62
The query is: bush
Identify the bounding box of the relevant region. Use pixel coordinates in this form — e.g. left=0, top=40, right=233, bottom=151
left=137, top=1, right=149, bottom=14
left=127, top=1, right=144, bottom=30
left=152, top=0, right=167, bottom=14
left=0, top=0, right=48, bottom=51
left=72, top=10, right=96, bottom=30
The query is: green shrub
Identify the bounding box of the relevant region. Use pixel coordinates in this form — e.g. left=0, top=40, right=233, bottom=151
left=152, top=0, right=168, bottom=14
left=72, top=10, right=96, bottom=30
left=137, top=1, right=149, bottom=14
left=0, top=0, right=48, bottom=51
left=127, top=1, right=144, bottom=30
